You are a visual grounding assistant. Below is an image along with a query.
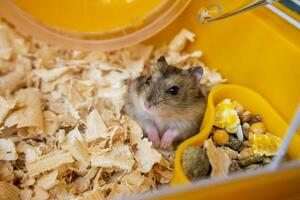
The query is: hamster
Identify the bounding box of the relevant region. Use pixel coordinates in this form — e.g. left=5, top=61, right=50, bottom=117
left=124, top=56, right=206, bottom=149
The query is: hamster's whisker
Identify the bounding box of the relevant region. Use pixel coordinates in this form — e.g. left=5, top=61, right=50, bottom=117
left=156, top=98, right=174, bottom=104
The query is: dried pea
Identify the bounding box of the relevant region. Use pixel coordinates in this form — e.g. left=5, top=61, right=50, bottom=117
left=213, top=130, right=229, bottom=145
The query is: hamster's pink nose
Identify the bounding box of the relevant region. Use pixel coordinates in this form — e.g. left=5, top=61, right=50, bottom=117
left=144, top=101, right=152, bottom=110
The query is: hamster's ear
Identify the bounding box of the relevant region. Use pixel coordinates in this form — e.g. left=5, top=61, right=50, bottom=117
left=188, top=66, right=203, bottom=82
left=157, top=56, right=168, bottom=72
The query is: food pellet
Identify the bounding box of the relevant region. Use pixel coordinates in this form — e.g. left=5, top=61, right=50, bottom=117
left=238, top=154, right=264, bottom=167
left=224, top=136, right=242, bottom=151
left=182, top=147, right=210, bottom=180
left=250, top=114, right=262, bottom=124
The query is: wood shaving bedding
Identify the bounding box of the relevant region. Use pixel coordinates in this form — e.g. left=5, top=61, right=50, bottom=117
left=26, top=150, right=74, bottom=177
left=0, top=18, right=225, bottom=199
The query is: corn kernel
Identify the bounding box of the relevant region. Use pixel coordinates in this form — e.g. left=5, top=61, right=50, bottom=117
left=249, top=122, right=266, bottom=134
left=214, top=99, right=240, bottom=133
left=249, top=132, right=281, bottom=156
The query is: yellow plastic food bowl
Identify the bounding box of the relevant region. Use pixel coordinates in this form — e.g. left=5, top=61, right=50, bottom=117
left=172, top=84, right=300, bottom=185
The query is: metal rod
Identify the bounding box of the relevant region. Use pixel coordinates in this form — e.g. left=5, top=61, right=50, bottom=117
left=202, top=0, right=280, bottom=23
left=269, top=106, right=300, bottom=170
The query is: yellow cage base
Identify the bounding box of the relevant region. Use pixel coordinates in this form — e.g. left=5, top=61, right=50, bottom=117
left=144, top=0, right=300, bottom=199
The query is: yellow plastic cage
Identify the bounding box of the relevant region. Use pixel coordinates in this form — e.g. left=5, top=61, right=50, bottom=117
left=0, top=0, right=299, bottom=199
left=145, top=0, right=300, bottom=199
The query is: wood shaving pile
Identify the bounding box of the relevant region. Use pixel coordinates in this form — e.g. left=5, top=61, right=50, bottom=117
left=0, top=18, right=224, bottom=200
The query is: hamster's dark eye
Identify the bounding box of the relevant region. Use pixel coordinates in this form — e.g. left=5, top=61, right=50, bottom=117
left=146, top=76, right=151, bottom=85
left=166, top=86, right=179, bottom=95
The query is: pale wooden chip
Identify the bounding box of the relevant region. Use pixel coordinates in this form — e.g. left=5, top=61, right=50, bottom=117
left=0, top=182, right=20, bottom=200
left=64, top=99, right=81, bottom=120
left=204, top=138, right=231, bottom=177
left=5, top=88, right=43, bottom=129
left=80, top=189, right=105, bottom=200
left=50, top=184, right=77, bottom=200
left=151, top=157, right=173, bottom=184
left=104, top=70, right=130, bottom=85
left=67, top=127, right=84, bottom=142
left=62, top=129, right=90, bottom=168
left=0, top=139, right=18, bottom=160
left=154, top=168, right=173, bottom=184
left=0, top=161, right=14, bottom=182
left=108, top=170, right=153, bottom=197
left=125, top=116, right=143, bottom=145
left=73, top=167, right=98, bottom=193
left=122, top=53, right=144, bottom=78
left=26, top=150, right=74, bottom=177
left=0, top=96, right=12, bottom=123
left=85, top=108, right=109, bottom=142
left=128, top=44, right=153, bottom=60
left=0, top=60, right=13, bottom=74
left=135, top=138, right=161, bottom=173
left=0, top=66, right=26, bottom=95
left=20, top=188, right=33, bottom=200
left=37, top=169, right=58, bottom=190
left=168, top=50, right=203, bottom=64
left=34, top=67, right=70, bottom=82
left=43, top=110, right=59, bottom=136
left=92, top=168, right=102, bottom=190
left=201, top=67, right=226, bottom=95
left=122, top=171, right=144, bottom=186
left=168, top=28, right=195, bottom=52
left=91, top=142, right=134, bottom=170
left=20, top=177, right=36, bottom=188
left=65, top=138, right=90, bottom=167
left=97, top=84, right=127, bottom=99
left=0, top=25, right=12, bottom=59
left=108, top=126, right=123, bottom=148
left=120, top=170, right=150, bottom=193
left=11, top=36, right=29, bottom=56
left=17, top=142, right=39, bottom=162
left=32, top=186, right=49, bottom=200
left=108, top=183, right=129, bottom=198
left=55, top=129, right=66, bottom=145
left=67, top=83, right=85, bottom=108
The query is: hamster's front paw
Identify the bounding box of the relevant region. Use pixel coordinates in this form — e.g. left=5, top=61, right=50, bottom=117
left=145, top=123, right=160, bottom=147
left=160, top=129, right=178, bottom=149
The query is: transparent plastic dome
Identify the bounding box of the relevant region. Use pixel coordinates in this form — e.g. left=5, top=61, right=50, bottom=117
left=0, top=0, right=191, bottom=51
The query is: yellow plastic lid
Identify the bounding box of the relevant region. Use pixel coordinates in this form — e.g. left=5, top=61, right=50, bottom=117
left=0, top=0, right=191, bottom=51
